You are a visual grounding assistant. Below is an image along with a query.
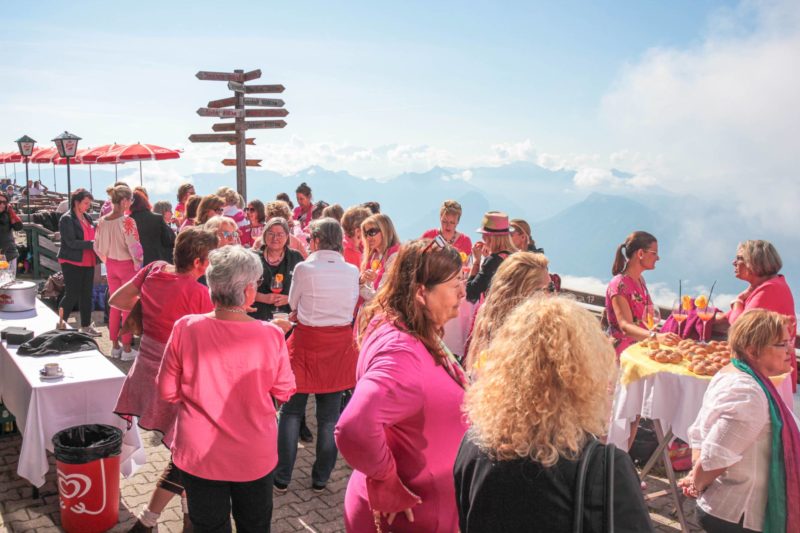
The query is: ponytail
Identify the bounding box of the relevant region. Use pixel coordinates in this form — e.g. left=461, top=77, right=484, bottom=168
left=612, top=231, right=657, bottom=276
left=611, top=243, right=627, bottom=276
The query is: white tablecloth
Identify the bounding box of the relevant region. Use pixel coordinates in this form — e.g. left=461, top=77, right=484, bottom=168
left=0, top=299, right=145, bottom=487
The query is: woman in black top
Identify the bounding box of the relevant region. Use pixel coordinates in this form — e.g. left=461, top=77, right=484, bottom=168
left=130, top=191, right=175, bottom=265
left=465, top=212, right=516, bottom=303
left=249, top=217, right=304, bottom=321
left=0, top=192, right=23, bottom=272
left=454, top=296, right=653, bottom=533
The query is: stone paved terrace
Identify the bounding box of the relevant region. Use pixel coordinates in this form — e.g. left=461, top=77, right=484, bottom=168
left=1, top=311, right=704, bottom=532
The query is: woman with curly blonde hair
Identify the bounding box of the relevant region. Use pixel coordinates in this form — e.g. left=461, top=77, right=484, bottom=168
left=454, top=296, right=653, bottom=532
left=464, top=252, right=552, bottom=372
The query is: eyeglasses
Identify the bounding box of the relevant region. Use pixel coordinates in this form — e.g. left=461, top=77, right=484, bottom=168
left=539, top=280, right=556, bottom=294
left=364, top=228, right=381, bottom=237
left=246, top=207, right=257, bottom=212
left=214, top=207, right=224, bottom=214
left=733, top=255, right=745, bottom=263
left=219, top=230, right=239, bottom=240
left=265, top=231, right=287, bottom=240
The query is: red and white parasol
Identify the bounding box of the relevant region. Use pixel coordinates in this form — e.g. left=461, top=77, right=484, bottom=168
left=97, top=143, right=181, bottom=185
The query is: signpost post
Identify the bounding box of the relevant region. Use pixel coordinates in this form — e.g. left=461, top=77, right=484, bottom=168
left=190, top=68, right=288, bottom=199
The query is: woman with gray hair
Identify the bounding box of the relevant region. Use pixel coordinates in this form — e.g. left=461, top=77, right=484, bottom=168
left=158, top=245, right=296, bottom=531
left=723, top=239, right=796, bottom=404
left=275, top=217, right=360, bottom=493
left=250, top=217, right=304, bottom=321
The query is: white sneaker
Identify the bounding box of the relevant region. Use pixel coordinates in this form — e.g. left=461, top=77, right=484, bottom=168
left=111, top=346, right=123, bottom=359
left=121, top=348, right=139, bottom=362
left=79, top=325, right=103, bottom=338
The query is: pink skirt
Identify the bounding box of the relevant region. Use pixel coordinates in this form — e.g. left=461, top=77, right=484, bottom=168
left=114, top=334, right=178, bottom=446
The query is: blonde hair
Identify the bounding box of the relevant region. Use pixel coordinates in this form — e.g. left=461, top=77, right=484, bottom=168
left=483, top=233, right=517, bottom=254
left=265, top=200, right=292, bottom=221
left=738, top=240, right=783, bottom=277
left=466, top=252, right=550, bottom=370
left=729, top=309, right=788, bottom=364
left=464, top=296, right=616, bottom=466
left=107, top=184, right=132, bottom=205
left=360, top=213, right=400, bottom=272
left=440, top=200, right=462, bottom=220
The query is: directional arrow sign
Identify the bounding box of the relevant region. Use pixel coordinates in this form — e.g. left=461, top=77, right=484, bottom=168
left=212, top=120, right=287, bottom=132
left=244, top=84, right=285, bottom=94
left=207, top=96, right=237, bottom=108
left=241, top=97, right=285, bottom=107
left=242, top=69, right=262, bottom=81
left=188, top=133, right=239, bottom=143
left=228, top=138, right=256, bottom=145
left=222, top=159, right=262, bottom=167
left=245, top=109, right=289, bottom=118
left=196, top=70, right=244, bottom=82
left=197, top=107, right=244, bottom=118
left=227, top=81, right=245, bottom=92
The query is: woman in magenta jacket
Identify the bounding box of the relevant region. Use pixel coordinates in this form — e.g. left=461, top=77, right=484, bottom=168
left=336, top=238, right=468, bottom=532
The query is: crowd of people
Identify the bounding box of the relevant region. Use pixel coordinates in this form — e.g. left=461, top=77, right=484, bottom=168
left=21, top=178, right=797, bottom=532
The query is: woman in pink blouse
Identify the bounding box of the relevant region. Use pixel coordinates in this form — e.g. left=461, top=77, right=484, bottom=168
left=421, top=200, right=472, bottom=256
left=724, top=240, right=797, bottom=401
left=94, top=184, right=143, bottom=361
left=336, top=239, right=468, bottom=532
left=605, top=231, right=679, bottom=356
left=158, top=245, right=296, bottom=532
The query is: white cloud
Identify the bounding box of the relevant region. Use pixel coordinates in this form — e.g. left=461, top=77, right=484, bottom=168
left=600, top=0, right=800, bottom=234
left=486, top=139, right=537, bottom=165
left=442, top=170, right=473, bottom=182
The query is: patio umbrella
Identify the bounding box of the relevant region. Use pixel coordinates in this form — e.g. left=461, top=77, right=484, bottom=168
left=97, top=143, right=181, bottom=185
left=30, top=147, right=60, bottom=190
left=0, top=152, right=22, bottom=183
left=81, top=143, right=125, bottom=180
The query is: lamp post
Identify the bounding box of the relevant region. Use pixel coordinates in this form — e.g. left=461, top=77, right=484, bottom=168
left=52, top=131, right=81, bottom=194
left=15, top=135, right=37, bottom=219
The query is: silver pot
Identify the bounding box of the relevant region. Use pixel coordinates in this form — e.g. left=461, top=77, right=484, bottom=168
left=0, top=280, right=37, bottom=312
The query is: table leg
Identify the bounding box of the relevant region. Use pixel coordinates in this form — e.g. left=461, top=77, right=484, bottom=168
left=639, top=426, right=673, bottom=479
left=652, top=420, right=690, bottom=533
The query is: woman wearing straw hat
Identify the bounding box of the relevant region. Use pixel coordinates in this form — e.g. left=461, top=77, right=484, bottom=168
left=465, top=212, right=517, bottom=303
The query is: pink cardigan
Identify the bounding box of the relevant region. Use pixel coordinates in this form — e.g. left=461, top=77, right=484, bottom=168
left=335, top=321, right=467, bottom=532
left=157, top=315, right=296, bottom=481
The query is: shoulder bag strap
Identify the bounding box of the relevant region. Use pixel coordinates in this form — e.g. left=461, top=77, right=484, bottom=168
left=605, top=443, right=616, bottom=533
left=573, top=437, right=600, bottom=533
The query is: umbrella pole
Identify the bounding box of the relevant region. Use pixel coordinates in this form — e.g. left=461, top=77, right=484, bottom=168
left=89, top=166, right=93, bottom=195
left=13, top=163, right=17, bottom=185
left=53, top=165, right=57, bottom=192
left=115, top=163, right=118, bottom=179
left=2, top=162, right=6, bottom=180
left=37, top=163, right=41, bottom=181
left=139, top=161, right=143, bottom=186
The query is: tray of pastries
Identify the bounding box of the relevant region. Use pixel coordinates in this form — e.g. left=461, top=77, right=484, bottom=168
left=640, top=339, right=732, bottom=377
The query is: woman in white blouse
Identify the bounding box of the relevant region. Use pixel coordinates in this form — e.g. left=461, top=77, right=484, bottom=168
left=682, top=309, right=800, bottom=533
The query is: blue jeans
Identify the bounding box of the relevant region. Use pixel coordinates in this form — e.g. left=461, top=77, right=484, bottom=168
left=275, top=391, right=343, bottom=486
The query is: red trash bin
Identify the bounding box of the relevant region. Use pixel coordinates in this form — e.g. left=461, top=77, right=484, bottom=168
left=53, top=424, right=123, bottom=533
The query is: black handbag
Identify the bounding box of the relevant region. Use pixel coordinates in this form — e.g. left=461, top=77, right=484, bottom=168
left=573, top=437, right=616, bottom=533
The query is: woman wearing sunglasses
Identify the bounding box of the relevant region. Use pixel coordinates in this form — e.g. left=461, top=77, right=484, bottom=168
left=359, top=213, right=400, bottom=303
left=465, top=252, right=553, bottom=374
left=337, top=239, right=468, bottom=532
left=250, top=217, right=303, bottom=322
left=239, top=199, right=266, bottom=248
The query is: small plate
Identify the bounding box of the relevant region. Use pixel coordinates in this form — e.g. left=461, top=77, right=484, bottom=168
left=39, top=369, right=65, bottom=381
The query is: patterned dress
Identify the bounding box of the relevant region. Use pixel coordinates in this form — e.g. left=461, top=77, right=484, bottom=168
left=605, top=274, right=652, bottom=355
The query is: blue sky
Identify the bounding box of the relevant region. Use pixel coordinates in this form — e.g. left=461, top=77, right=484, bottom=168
left=2, top=0, right=798, bottom=240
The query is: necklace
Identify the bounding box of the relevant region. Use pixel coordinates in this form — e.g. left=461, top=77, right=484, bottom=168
left=440, top=231, right=457, bottom=245
left=216, top=307, right=247, bottom=314
left=266, top=249, right=284, bottom=265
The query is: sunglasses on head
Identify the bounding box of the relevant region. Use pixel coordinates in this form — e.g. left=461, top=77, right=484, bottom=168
left=364, top=228, right=381, bottom=237
left=422, top=234, right=448, bottom=254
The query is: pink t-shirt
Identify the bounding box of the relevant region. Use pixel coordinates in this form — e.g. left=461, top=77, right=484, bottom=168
left=132, top=261, right=213, bottom=344
left=342, top=234, right=362, bottom=268
left=158, top=315, right=296, bottom=482
left=605, top=274, right=652, bottom=355
left=421, top=228, right=473, bottom=256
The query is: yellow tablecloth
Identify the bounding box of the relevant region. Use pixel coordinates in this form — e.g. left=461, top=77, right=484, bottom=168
left=619, top=343, right=707, bottom=386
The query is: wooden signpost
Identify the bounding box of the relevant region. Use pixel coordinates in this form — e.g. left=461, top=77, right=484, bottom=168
left=190, top=68, right=288, bottom=198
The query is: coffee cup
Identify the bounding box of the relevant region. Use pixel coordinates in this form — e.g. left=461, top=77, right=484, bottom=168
left=273, top=312, right=289, bottom=322
left=44, top=363, right=61, bottom=376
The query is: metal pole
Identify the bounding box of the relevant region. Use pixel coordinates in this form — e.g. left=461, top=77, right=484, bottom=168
left=53, top=165, right=56, bottom=191
left=66, top=157, right=72, bottom=193
left=89, top=165, right=93, bottom=195
left=25, top=159, right=30, bottom=218
left=139, top=160, right=143, bottom=186
left=13, top=163, right=17, bottom=184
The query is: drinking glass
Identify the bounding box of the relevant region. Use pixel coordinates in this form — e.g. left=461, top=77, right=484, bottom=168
left=644, top=303, right=661, bottom=342
left=270, top=277, right=283, bottom=294
left=696, top=298, right=715, bottom=343
left=671, top=298, right=688, bottom=338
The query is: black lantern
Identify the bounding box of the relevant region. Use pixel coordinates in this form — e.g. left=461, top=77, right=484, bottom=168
left=15, top=135, right=37, bottom=219
left=52, top=131, right=81, bottom=193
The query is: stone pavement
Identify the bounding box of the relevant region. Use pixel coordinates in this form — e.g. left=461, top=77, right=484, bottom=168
left=0, top=311, right=702, bottom=532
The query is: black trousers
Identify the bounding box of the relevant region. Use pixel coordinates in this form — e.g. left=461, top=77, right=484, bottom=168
left=182, top=469, right=274, bottom=533
left=59, top=263, right=94, bottom=327
left=697, top=508, right=759, bottom=533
